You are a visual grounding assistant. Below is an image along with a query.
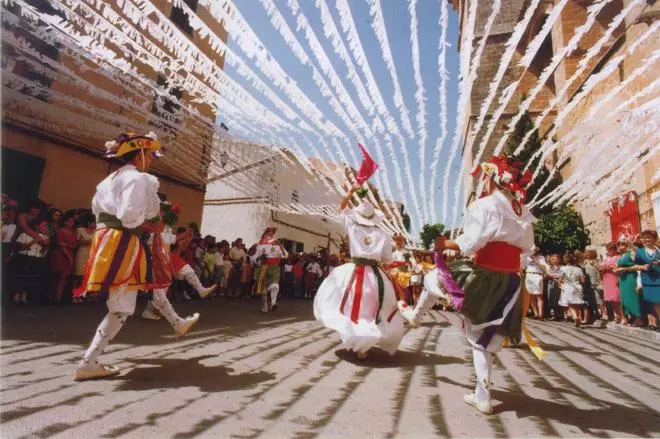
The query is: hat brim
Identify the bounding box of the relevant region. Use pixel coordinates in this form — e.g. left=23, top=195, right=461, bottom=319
left=349, top=209, right=384, bottom=226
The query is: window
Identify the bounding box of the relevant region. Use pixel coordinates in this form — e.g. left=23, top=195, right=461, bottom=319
left=1, top=148, right=46, bottom=207
left=280, top=239, right=304, bottom=253
left=291, top=189, right=300, bottom=203
left=170, top=0, right=199, bottom=36
left=151, top=75, right=183, bottom=134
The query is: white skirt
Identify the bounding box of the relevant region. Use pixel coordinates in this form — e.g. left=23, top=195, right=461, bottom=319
left=314, top=263, right=405, bottom=355
left=559, top=282, right=584, bottom=306
left=525, top=273, right=544, bottom=296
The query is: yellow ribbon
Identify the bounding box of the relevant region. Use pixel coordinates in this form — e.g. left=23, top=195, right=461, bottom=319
left=503, top=273, right=547, bottom=361
left=256, top=265, right=268, bottom=295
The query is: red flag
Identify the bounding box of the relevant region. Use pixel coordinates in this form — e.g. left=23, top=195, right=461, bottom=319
left=355, top=143, right=379, bottom=185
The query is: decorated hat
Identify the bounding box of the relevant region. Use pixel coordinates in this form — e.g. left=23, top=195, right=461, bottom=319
left=471, top=154, right=533, bottom=202
left=349, top=201, right=384, bottom=227
left=104, top=131, right=162, bottom=158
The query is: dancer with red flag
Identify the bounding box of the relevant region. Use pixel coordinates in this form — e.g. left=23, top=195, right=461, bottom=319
left=314, top=144, right=405, bottom=361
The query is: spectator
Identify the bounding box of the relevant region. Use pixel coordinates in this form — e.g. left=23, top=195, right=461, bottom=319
left=524, top=246, right=546, bottom=320
left=616, top=240, right=644, bottom=326
left=545, top=253, right=563, bottom=321
left=559, top=253, right=585, bottom=328
left=46, top=208, right=63, bottom=244
left=227, top=238, right=246, bottom=298
left=16, top=200, right=46, bottom=247
left=283, top=255, right=294, bottom=297
left=240, top=251, right=252, bottom=298
left=203, top=244, right=220, bottom=290
left=73, top=214, right=96, bottom=291
left=635, top=230, right=659, bottom=330
left=49, top=211, right=77, bottom=303
left=193, top=238, right=206, bottom=279
left=304, top=255, right=322, bottom=299
left=292, top=255, right=304, bottom=298
left=13, top=217, right=50, bottom=304
left=583, top=245, right=605, bottom=326
left=601, top=242, right=623, bottom=323
left=2, top=207, right=17, bottom=261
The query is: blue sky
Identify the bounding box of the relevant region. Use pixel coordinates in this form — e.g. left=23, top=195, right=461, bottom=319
left=222, top=0, right=462, bottom=233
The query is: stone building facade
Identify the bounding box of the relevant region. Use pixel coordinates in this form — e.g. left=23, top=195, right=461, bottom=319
left=1, top=0, right=229, bottom=225
left=452, top=0, right=658, bottom=243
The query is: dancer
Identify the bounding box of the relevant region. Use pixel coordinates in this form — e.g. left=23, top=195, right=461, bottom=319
left=255, top=226, right=288, bottom=312
left=73, top=132, right=165, bottom=381
left=399, top=155, right=535, bottom=414
left=141, top=201, right=216, bottom=324
left=314, top=186, right=405, bottom=360
left=387, top=234, right=411, bottom=300
left=524, top=247, right=547, bottom=320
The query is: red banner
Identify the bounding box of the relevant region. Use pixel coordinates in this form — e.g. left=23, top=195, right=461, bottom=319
left=608, top=191, right=641, bottom=242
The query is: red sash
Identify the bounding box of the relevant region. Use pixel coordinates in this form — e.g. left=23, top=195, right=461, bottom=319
left=474, top=241, right=522, bottom=273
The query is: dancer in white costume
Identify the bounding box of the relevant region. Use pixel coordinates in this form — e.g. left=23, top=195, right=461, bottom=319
left=314, top=186, right=405, bottom=360
left=399, top=155, right=536, bottom=414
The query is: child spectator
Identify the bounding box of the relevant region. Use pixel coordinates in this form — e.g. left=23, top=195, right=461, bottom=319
left=49, top=211, right=77, bottom=303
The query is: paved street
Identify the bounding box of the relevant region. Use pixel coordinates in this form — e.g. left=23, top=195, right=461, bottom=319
left=1, top=298, right=659, bottom=438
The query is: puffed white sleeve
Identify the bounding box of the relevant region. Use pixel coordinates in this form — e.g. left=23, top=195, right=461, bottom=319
left=454, top=201, right=498, bottom=257
left=116, top=174, right=160, bottom=229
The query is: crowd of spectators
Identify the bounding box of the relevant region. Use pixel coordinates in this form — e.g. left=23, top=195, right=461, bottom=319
left=523, top=232, right=659, bottom=331
left=1, top=195, right=344, bottom=307
left=3, top=195, right=658, bottom=334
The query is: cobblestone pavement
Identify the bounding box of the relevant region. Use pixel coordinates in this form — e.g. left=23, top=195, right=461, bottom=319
left=1, top=298, right=659, bottom=438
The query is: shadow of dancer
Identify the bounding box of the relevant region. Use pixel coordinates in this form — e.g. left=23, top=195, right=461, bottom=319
left=112, top=355, right=276, bottom=392
left=335, top=348, right=464, bottom=369
left=436, top=375, right=660, bottom=436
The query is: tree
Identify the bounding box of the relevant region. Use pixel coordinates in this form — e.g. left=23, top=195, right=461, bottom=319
left=420, top=223, right=445, bottom=250
left=533, top=203, right=591, bottom=254
left=505, top=105, right=561, bottom=217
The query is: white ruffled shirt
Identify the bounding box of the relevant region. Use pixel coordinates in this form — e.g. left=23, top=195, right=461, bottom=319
left=92, top=164, right=160, bottom=229
left=454, top=190, right=535, bottom=257
left=342, top=209, right=392, bottom=263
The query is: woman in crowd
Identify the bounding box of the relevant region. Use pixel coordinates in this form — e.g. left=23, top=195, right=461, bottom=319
left=46, top=208, right=63, bottom=244
left=616, top=240, right=644, bottom=326
left=16, top=200, right=46, bottom=248
left=635, top=230, right=660, bottom=330
left=524, top=246, right=546, bottom=320
left=559, top=253, right=585, bottom=328
left=73, top=214, right=96, bottom=294
left=49, top=211, right=77, bottom=303
left=601, top=242, right=623, bottom=323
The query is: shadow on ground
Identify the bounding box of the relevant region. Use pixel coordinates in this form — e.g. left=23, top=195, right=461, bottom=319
left=335, top=347, right=464, bottom=368
left=111, top=355, right=276, bottom=392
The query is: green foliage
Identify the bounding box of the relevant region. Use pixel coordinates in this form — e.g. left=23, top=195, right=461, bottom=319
left=533, top=203, right=591, bottom=254
left=505, top=106, right=561, bottom=217
left=420, top=223, right=445, bottom=250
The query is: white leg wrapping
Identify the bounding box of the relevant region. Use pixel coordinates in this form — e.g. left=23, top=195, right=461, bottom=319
left=151, top=288, right=184, bottom=329
left=269, top=283, right=279, bottom=306
left=473, top=347, right=493, bottom=404
left=178, top=264, right=205, bottom=294
left=83, top=311, right=128, bottom=364
left=412, top=289, right=439, bottom=325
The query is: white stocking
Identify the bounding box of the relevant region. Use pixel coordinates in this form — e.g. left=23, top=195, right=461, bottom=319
left=473, top=347, right=493, bottom=404
left=269, top=283, right=279, bottom=306
left=151, top=288, right=184, bottom=329
left=412, top=289, right=439, bottom=325
left=82, top=312, right=128, bottom=364
left=178, top=264, right=205, bottom=294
